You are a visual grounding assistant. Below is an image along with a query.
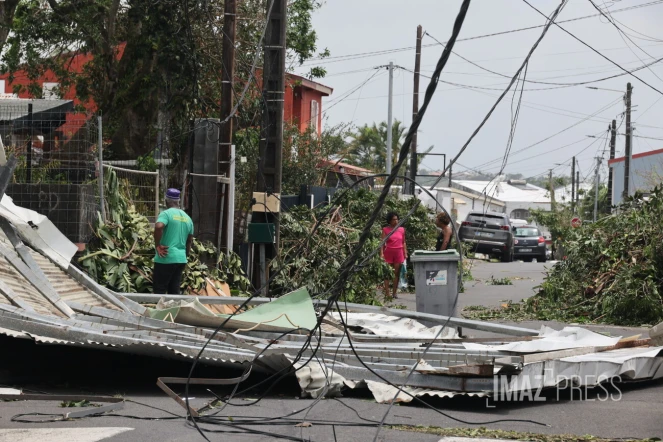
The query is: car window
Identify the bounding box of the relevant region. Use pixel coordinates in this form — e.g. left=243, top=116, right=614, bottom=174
left=515, top=228, right=540, bottom=237
left=467, top=214, right=507, bottom=225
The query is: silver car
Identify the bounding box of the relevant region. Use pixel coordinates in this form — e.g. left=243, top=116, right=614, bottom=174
left=513, top=225, right=547, bottom=262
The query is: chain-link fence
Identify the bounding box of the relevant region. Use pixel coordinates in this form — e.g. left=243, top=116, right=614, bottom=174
left=0, top=100, right=99, bottom=243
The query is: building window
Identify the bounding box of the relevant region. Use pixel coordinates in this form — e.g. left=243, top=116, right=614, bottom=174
left=310, top=100, right=319, bottom=135
left=42, top=82, right=59, bottom=100
left=510, top=209, right=530, bottom=220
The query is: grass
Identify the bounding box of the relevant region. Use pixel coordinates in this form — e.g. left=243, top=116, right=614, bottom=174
left=389, top=425, right=661, bottom=442
left=462, top=302, right=536, bottom=322
left=486, top=275, right=513, bottom=286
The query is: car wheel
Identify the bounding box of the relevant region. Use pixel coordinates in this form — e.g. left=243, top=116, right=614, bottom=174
left=501, top=250, right=514, bottom=263
left=539, top=254, right=547, bottom=263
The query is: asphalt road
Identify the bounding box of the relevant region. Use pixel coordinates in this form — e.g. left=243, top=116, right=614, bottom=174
left=0, top=260, right=661, bottom=442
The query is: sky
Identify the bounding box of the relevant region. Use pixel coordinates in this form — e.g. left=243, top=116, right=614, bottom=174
left=293, top=0, right=663, bottom=185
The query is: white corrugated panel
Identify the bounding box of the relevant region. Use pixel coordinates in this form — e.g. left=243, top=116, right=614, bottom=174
left=0, top=257, right=64, bottom=317
left=28, top=249, right=120, bottom=310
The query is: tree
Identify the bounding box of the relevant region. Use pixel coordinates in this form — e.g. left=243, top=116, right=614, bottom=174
left=346, top=120, right=432, bottom=174
left=2, top=0, right=328, bottom=160
left=578, top=184, right=610, bottom=219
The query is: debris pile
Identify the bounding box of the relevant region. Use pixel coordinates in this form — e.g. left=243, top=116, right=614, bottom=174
left=0, top=162, right=660, bottom=415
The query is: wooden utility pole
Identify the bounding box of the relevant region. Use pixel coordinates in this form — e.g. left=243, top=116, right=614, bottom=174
left=218, top=0, right=236, bottom=252
left=571, top=156, right=575, bottom=213
left=549, top=169, right=556, bottom=211
left=623, top=83, right=632, bottom=201
left=607, top=119, right=616, bottom=208
left=408, top=25, right=422, bottom=195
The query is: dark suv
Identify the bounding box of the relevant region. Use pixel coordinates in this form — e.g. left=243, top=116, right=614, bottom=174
left=459, top=211, right=514, bottom=262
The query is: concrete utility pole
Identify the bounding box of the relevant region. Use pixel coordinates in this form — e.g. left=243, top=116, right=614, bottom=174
left=593, top=156, right=601, bottom=222
left=571, top=156, right=575, bottom=213
left=218, top=0, right=236, bottom=252
left=576, top=170, right=580, bottom=208
left=253, top=0, right=286, bottom=290
left=608, top=119, right=616, bottom=208
left=448, top=164, right=452, bottom=187
left=386, top=62, right=394, bottom=173
left=623, top=83, right=632, bottom=201
left=408, top=25, right=422, bottom=195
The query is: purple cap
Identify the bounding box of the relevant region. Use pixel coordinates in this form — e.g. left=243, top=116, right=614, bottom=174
left=165, top=188, right=180, bottom=200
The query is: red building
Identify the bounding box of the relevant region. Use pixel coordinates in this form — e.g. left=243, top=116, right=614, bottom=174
left=0, top=45, right=333, bottom=139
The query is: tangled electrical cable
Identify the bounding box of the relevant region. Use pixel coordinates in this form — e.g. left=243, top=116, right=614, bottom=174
left=429, top=0, right=569, bottom=190
left=176, top=0, right=550, bottom=440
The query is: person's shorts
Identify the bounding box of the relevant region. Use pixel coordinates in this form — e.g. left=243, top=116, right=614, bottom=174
left=383, top=248, right=405, bottom=264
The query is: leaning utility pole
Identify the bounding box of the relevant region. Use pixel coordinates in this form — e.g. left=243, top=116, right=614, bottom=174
left=571, top=156, right=575, bottom=213
left=253, top=0, right=286, bottom=290
left=607, top=119, right=616, bottom=208
left=218, top=0, right=236, bottom=252
left=593, top=156, right=601, bottom=222
left=623, top=83, right=632, bottom=201
left=386, top=62, right=394, bottom=173
left=408, top=25, right=422, bottom=194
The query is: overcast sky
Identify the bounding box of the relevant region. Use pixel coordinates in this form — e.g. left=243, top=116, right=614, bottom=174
left=293, top=0, right=663, bottom=184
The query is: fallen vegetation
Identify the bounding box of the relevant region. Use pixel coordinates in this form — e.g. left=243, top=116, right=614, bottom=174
left=78, top=169, right=250, bottom=294
left=272, top=188, right=437, bottom=304
left=463, top=187, right=663, bottom=326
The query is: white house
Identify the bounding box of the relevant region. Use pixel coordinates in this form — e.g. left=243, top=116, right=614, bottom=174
left=452, top=178, right=551, bottom=220
left=417, top=186, right=506, bottom=224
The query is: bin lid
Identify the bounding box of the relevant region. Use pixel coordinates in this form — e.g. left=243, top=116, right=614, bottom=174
left=410, top=249, right=461, bottom=262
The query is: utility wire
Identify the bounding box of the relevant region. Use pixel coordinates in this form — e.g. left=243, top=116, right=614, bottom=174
left=429, top=0, right=569, bottom=189
left=467, top=97, right=620, bottom=171
left=300, top=0, right=663, bottom=65
left=523, top=0, right=663, bottom=96
left=588, top=0, right=663, bottom=84
left=424, top=31, right=663, bottom=88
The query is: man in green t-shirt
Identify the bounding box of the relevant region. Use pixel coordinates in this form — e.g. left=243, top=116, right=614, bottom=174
left=153, top=188, right=194, bottom=294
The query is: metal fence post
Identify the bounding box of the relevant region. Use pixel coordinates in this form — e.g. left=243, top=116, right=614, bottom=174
left=155, top=170, right=160, bottom=220
left=26, top=104, right=33, bottom=183
left=227, top=144, right=235, bottom=255
left=97, top=116, right=106, bottom=221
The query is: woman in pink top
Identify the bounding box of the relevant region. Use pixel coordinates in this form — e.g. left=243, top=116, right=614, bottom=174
left=381, top=212, right=407, bottom=299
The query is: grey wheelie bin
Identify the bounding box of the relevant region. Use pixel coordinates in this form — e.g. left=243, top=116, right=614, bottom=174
left=410, top=250, right=460, bottom=318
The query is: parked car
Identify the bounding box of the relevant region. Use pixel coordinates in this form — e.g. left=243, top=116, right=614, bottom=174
left=459, top=211, right=514, bottom=262
left=513, top=225, right=547, bottom=262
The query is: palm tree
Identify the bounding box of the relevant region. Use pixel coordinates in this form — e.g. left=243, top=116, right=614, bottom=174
left=346, top=120, right=433, bottom=174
